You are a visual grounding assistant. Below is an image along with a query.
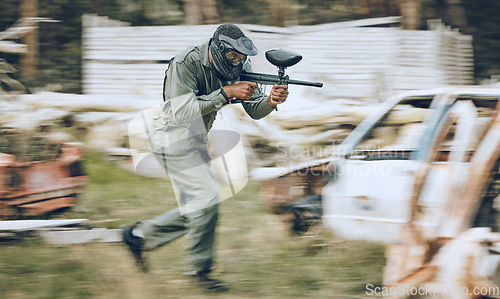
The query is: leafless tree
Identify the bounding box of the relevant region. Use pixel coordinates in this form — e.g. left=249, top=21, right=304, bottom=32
left=269, top=0, right=286, bottom=27
left=20, top=0, right=38, bottom=82
left=399, top=0, right=421, bottom=30
left=444, top=0, right=467, bottom=29
left=183, top=0, right=220, bottom=25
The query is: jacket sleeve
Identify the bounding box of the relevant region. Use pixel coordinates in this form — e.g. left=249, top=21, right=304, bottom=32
left=240, top=63, right=275, bottom=120
left=164, top=59, right=227, bottom=122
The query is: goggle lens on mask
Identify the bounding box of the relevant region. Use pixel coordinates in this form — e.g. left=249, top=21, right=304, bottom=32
left=225, top=50, right=247, bottom=66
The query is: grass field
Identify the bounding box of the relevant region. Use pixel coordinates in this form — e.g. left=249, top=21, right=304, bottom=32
left=0, top=151, right=386, bottom=298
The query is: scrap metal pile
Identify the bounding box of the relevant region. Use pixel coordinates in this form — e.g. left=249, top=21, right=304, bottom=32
left=382, top=94, right=500, bottom=298
left=0, top=130, right=86, bottom=218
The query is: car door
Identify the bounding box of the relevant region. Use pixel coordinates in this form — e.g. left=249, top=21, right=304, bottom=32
left=323, top=94, right=443, bottom=243
left=414, top=100, right=478, bottom=238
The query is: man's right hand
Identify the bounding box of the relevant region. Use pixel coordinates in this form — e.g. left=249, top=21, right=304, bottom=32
left=223, top=81, right=258, bottom=100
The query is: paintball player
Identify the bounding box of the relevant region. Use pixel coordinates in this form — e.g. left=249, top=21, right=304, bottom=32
left=122, top=24, right=289, bottom=292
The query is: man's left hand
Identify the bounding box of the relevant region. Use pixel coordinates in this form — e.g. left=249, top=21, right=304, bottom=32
left=267, top=84, right=288, bottom=108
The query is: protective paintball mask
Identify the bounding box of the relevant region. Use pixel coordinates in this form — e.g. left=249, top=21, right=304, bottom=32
left=211, top=33, right=258, bottom=81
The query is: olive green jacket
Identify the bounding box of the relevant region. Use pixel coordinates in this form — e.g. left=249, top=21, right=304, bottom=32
left=162, top=41, right=274, bottom=131
left=151, top=41, right=274, bottom=156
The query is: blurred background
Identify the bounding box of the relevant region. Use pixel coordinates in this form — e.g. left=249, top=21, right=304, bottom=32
left=1, top=0, right=500, bottom=94
left=1, top=1, right=500, bottom=298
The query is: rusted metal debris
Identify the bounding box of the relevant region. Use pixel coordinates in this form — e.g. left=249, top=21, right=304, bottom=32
left=383, top=95, right=500, bottom=298
left=0, top=134, right=86, bottom=218
left=260, top=161, right=332, bottom=214
left=257, top=161, right=332, bottom=235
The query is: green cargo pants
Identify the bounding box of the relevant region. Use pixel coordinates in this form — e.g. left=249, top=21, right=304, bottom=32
left=136, top=134, right=220, bottom=273
left=138, top=204, right=218, bottom=273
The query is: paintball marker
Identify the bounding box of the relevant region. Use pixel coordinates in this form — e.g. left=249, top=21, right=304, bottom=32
left=233, top=48, right=323, bottom=103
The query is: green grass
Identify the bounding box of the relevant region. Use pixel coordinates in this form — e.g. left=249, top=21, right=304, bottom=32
left=0, top=150, right=385, bottom=298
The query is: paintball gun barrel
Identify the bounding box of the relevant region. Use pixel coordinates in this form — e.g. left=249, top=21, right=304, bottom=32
left=240, top=71, right=323, bottom=88
left=234, top=48, right=323, bottom=103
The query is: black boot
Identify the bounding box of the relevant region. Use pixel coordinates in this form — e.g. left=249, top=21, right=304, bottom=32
left=186, top=271, right=229, bottom=292
left=122, top=224, right=149, bottom=273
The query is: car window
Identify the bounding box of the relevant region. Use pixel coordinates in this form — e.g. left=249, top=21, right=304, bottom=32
left=434, top=96, right=499, bottom=162
left=349, top=98, right=433, bottom=160
left=349, top=95, right=499, bottom=162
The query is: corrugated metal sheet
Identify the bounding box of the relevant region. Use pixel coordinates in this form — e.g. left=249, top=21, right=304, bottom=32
left=82, top=15, right=474, bottom=100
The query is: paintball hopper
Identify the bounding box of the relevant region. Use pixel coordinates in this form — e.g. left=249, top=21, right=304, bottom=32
left=237, top=48, right=323, bottom=101
left=265, top=48, right=303, bottom=68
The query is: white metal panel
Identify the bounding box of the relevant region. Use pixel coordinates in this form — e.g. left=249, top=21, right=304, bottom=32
left=82, top=16, right=473, bottom=99
left=322, top=159, right=421, bottom=243
left=0, top=219, right=88, bottom=232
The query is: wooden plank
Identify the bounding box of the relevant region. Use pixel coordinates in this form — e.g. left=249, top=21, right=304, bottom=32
left=390, top=79, right=447, bottom=86
left=83, top=72, right=165, bottom=79
left=38, top=228, right=123, bottom=244
left=83, top=14, right=130, bottom=27
left=304, top=68, right=443, bottom=77
left=83, top=54, right=175, bottom=61
left=303, top=48, right=397, bottom=54
left=84, top=63, right=167, bottom=70
left=82, top=75, right=164, bottom=82
left=391, top=83, right=452, bottom=90
left=83, top=66, right=165, bottom=73
left=285, top=39, right=400, bottom=46
left=300, top=35, right=410, bottom=42
left=83, top=31, right=401, bottom=43
left=297, top=59, right=396, bottom=65
left=299, top=63, right=390, bottom=70
left=82, top=88, right=162, bottom=97
left=83, top=25, right=217, bottom=37
left=245, top=16, right=401, bottom=34
left=83, top=44, right=189, bottom=51
left=83, top=43, right=400, bottom=52
left=297, top=27, right=403, bottom=37
left=0, top=219, right=88, bottom=232
left=83, top=16, right=401, bottom=36
left=83, top=40, right=205, bottom=48
left=83, top=43, right=400, bottom=53
left=82, top=84, right=162, bottom=90
left=322, top=89, right=375, bottom=98
left=83, top=73, right=165, bottom=80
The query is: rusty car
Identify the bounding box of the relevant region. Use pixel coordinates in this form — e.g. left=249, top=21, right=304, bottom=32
left=321, top=87, right=499, bottom=242
left=382, top=90, right=500, bottom=298
left=0, top=131, right=86, bottom=218
left=260, top=87, right=500, bottom=239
